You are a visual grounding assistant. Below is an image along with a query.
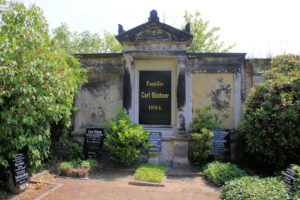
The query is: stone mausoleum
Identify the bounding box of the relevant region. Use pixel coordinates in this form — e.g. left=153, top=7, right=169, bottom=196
left=71, top=10, right=270, bottom=166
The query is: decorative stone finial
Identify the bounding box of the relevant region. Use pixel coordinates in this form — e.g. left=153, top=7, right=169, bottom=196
left=148, top=10, right=159, bottom=22
left=184, top=23, right=190, bottom=34
left=118, top=24, right=125, bottom=34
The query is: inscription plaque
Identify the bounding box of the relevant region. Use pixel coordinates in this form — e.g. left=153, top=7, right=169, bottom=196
left=11, top=153, right=28, bottom=186
left=85, top=128, right=105, bottom=159
left=283, top=167, right=296, bottom=187
left=139, top=71, right=171, bottom=125
left=149, top=132, right=162, bottom=152
left=211, top=129, right=230, bottom=156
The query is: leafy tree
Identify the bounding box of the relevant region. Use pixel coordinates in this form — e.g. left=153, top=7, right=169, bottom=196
left=183, top=11, right=234, bottom=53
left=0, top=1, right=87, bottom=172
left=52, top=23, right=122, bottom=54
left=239, top=55, right=300, bottom=170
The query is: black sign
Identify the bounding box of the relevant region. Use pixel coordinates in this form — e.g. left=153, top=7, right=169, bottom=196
left=149, top=132, right=162, bottom=152
left=283, top=168, right=296, bottom=187
left=139, top=71, right=171, bottom=125
left=211, top=129, right=230, bottom=156
left=85, top=128, right=105, bottom=159
left=11, top=153, right=28, bottom=186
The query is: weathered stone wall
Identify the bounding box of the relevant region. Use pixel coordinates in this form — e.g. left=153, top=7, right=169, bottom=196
left=245, top=59, right=271, bottom=98
left=71, top=54, right=123, bottom=144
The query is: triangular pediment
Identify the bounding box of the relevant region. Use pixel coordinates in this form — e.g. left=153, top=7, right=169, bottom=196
left=135, top=26, right=176, bottom=41
left=116, top=13, right=192, bottom=44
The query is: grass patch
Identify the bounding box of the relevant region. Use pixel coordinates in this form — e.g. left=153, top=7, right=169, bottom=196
left=134, top=164, right=166, bottom=183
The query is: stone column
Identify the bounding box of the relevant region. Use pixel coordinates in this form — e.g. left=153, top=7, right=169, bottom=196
left=71, top=84, right=86, bottom=145
left=233, top=71, right=242, bottom=129
left=176, top=55, right=188, bottom=133
left=121, top=54, right=135, bottom=122
left=173, top=56, right=190, bottom=168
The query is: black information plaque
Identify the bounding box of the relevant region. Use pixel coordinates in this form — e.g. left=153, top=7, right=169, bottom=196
left=211, top=129, right=230, bottom=156
left=85, top=128, right=105, bottom=159
left=283, top=167, right=296, bottom=187
left=11, top=153, right=28, bottom=186
left=139, top=71, right=171, bottom=125
left=149, top=132, right=162, bottom=152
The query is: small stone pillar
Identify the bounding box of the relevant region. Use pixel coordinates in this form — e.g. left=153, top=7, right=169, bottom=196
left=172, top=141, right=190, bottom=168
left=148, top=152, right=159, bottom=165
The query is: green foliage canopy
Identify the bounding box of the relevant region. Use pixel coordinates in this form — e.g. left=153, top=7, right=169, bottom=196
left=239, top=55, right=300, bottom=170
left=0, top=1, right=87, bottom=171
left=52, top=23, right=122, bottom=54
left=183, top=11, right=235, bottom=53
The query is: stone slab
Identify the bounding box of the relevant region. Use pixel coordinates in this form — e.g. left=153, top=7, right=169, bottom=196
left=128, top=178, right=165, bottom=187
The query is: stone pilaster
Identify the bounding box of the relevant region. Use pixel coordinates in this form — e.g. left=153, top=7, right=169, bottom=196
left=121, top=54, right=135, bottom=121
left=176, top=56, right=188, bottom=133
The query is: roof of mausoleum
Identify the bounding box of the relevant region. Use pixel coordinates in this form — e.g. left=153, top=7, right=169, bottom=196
left=116, top=10, right=192, bottom=44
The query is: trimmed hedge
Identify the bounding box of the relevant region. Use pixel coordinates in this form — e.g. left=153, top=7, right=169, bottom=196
left=222, top=176, right=290, bottom=200
left=203, top=161, right=247, bottom=186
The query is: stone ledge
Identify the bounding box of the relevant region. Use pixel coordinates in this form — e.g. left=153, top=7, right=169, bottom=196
left=128, top=178, right=165, bottom=187
left=167, top=172, right=203, bottom=177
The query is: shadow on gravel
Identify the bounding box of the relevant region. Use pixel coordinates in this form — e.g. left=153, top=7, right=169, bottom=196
left=88, top=169, right=134, bottom=182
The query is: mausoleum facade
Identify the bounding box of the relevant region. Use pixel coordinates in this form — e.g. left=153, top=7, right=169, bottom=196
left=71, top=10, right=270, bottom=166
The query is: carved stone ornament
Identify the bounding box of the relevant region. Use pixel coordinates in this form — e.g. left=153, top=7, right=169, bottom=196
left=148, top=10, right=159, bottom=22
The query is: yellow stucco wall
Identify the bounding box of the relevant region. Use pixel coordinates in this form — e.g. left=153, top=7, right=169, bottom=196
left=192, top=73, right=234, bottom=129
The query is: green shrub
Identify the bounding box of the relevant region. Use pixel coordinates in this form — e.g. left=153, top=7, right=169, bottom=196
left=57, top=159, right=97, bottom=175
left=103, top=109, right=152, bottom=166
left=189, top=106, right=222, bottom=165
left=0, top=2, right=87, bottom=173
left=239, top=55, right=300, bottom=170
left=80, top=159, right=98, bottom=169
left=203, top=161, right=247, bottom=186
left=57, top=162, right=73, bottom=175
left=190, top=129, right=213, bottom=165
left=134, top=164, right=166, bottom=183
left=222, top=176, right=290, bottom=200
left=68, top=142, right=84, bottom=160
left=190, top=106, right=223, bottom=132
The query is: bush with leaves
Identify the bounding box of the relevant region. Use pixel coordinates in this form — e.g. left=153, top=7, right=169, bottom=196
left=103, top=109, right=152, bottom=166
left=57, top=159, right=98, bottom=176
left=239, top=55, right=300, bottom=170
left=189, top=106, right=222, bottom=165
left=221, top=176, right=290, bottom=200
left=0, top=1, right=87, bottom=173
left=203, top=161, right=247, bottom=186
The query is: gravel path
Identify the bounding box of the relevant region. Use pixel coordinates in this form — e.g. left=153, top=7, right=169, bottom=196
left=30, top=169, right=221, bottom=200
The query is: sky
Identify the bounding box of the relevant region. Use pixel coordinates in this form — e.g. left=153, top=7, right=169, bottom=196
left=20, top=0, right=300, bottom=58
